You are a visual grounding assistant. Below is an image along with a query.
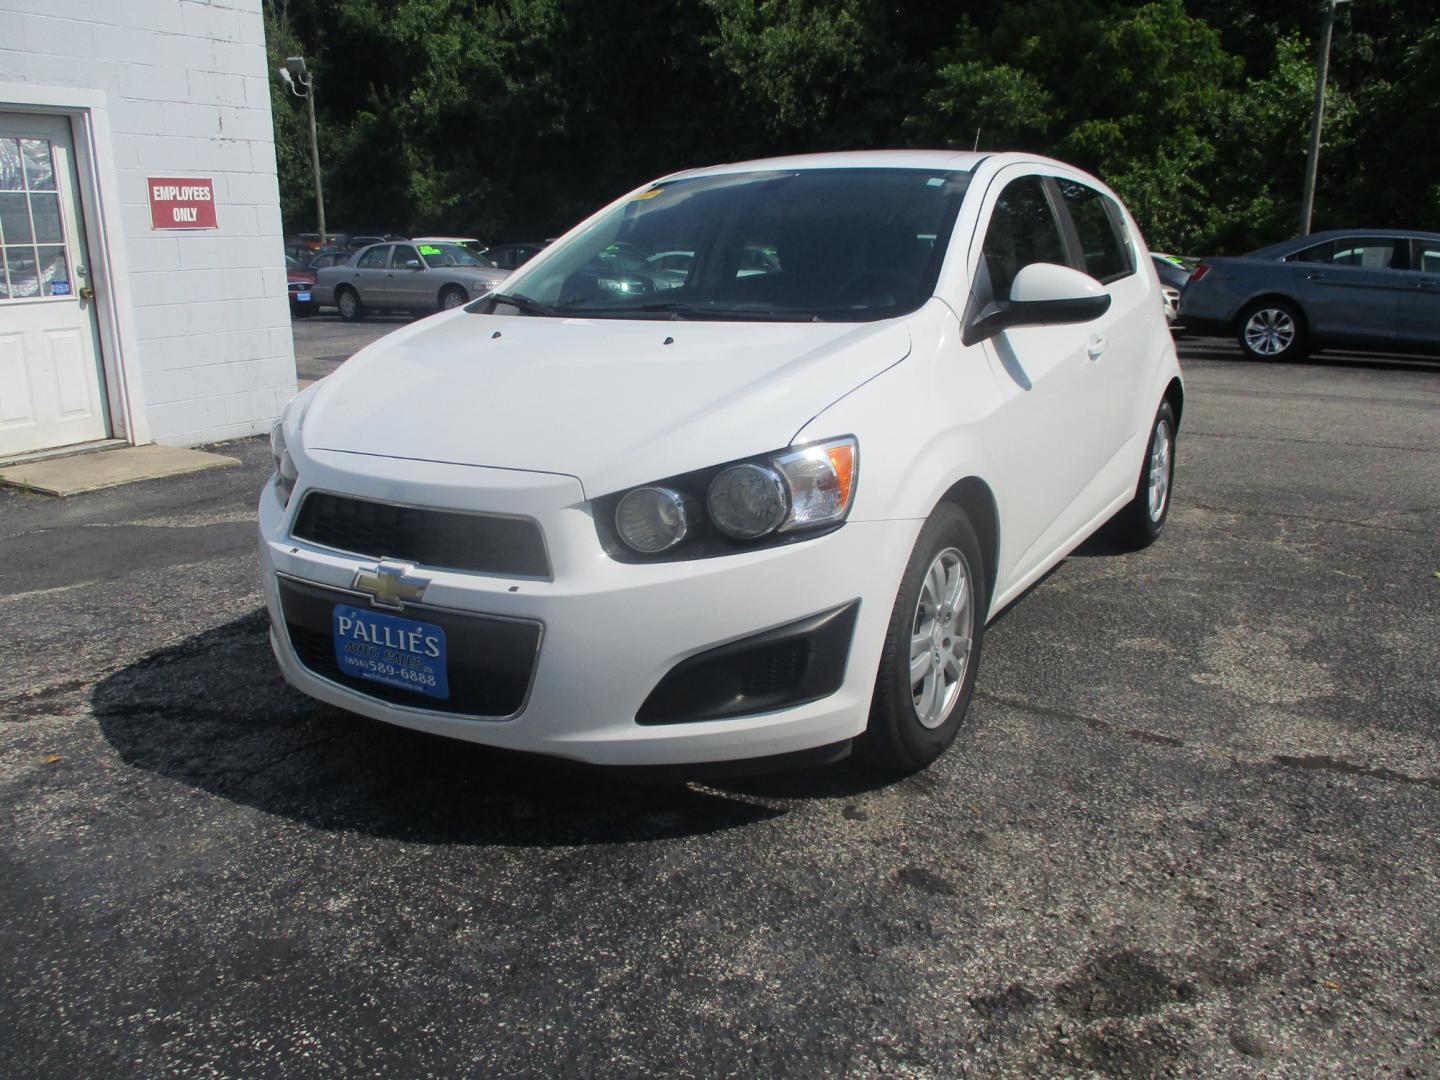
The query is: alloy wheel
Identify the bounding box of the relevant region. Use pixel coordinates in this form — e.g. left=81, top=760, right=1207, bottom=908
left=1148, top=417, right=1173, bottom=521
left=1244, top=308, right=1295, bottom=356
left=909, top=547, right=973, bottom=729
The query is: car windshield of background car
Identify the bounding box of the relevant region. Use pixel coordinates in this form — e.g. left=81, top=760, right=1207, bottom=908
left=488, top=168, right=972, bottom=322
left=420, top=242, right=495, bottom=268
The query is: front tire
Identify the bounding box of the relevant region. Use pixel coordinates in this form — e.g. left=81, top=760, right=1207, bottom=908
left=1237, top=299, right=1305, bottom=361
left=440, top=285, right=468, bottom=311
left=336, top=287, right=365, bottom=322
left=857, top=504, right=987, bottom=773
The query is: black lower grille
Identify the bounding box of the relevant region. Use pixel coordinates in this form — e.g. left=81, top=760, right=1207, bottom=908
left=637, top=601, right=858, bottom=725
left=291, top=492, right=549, bottom=578
left=278, top=576, right=540, bottom=717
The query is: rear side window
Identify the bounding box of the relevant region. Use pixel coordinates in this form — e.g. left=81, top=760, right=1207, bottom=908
left=356, top=246, right=389, bottom=269
left=980, top=176, right=1068, bottom=301
left=1329, top=238, right=1401, bottom=269
left=1411, top=239, right=1440, bottom=273
left=1057, top=179, right=1134, bottom=283
left=1287, top=241, right=1333, bottom=263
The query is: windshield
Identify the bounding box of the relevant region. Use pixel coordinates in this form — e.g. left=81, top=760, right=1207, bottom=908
left=485, top=168, right=971, bottom=321
left=419, top=242, right=495, bottom=268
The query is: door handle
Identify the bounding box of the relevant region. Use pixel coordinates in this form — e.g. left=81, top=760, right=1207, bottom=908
left=1086, top=335, right=1107, bottom=360
left=79, top=285, right=95, bottom=301
left=1417, top=280, right=1438, bottom=289
left=1305, top=272, right=1325, bottom=280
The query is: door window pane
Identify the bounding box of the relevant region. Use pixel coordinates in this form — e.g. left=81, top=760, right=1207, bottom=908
left=29, top=192, right=62, bottom=244
left=6, top=247, right=38, bottom=298
left=391, top=245, right=420, bottom=267
left=37, top=245, right=70, bottom=296
left=1056, top=179, right=1133, bottom=283
left=0, top=139, right=20, bottom=189
left=0, top=192, right=32, bottom=244
left=357, top=246, right=390, bottom=268
left=1286, top=241, right=1334, bottom=263
left=21, top=139, right=56, bottom=190
left=981, top=176, right=1067, bottom=301
left=1412, top=240, right=1440, bottom=274
left=1329, top=240, right=1398, bottom=268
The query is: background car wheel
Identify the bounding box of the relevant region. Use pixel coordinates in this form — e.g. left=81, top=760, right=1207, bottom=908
left=440, top=285, right=468, bottom=311
left=1109, top=399, right=1177, bottom=549
left=857, top=503, right=987, bottom=773
left=1237, top=299, right=1305, bottom=361
left=336, top=287, right=365, bottom=322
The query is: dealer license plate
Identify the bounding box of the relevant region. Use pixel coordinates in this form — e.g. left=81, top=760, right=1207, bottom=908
left=296, top=291, right=311, bottom=302
left=332, top=604, right=449, bottom=700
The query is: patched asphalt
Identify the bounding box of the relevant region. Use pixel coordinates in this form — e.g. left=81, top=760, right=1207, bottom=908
left=1, top=334, right=1437, bottom=1078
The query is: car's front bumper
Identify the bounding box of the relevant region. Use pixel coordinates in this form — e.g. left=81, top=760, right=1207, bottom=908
left=257, top=451, right=918, bottom=767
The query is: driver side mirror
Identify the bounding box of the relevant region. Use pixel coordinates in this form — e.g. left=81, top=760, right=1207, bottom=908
left=964, top=262, right=1111, bottom=345
left=404, top=259, right=422, bottom=271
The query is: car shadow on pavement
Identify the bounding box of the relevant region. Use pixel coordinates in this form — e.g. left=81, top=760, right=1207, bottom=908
left=92, top=610, right=890, bottom=847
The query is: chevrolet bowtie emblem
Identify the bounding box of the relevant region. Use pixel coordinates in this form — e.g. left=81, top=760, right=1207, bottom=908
left=352, top=560, right=429, bottom=610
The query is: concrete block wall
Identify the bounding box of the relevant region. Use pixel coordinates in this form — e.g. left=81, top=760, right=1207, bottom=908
left=0, top=0, right=296, bottom=446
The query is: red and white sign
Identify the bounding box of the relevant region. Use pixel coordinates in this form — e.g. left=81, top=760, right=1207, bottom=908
left=148, top=177, right=217, bottom=230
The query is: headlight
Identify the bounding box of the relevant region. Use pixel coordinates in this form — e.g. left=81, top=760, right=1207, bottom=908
left=269, top=419, right=299, bottom=507
left=708, top=463, right=788, bottom=539
left=773, top=440, right=856, bottom=531
left=596, top=436, right=858, bottom=561
left=615, top=486, right=690, bottom=553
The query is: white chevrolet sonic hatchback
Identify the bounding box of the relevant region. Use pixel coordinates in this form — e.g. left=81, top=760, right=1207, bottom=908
left=259, top=151, right=1182, bottom=773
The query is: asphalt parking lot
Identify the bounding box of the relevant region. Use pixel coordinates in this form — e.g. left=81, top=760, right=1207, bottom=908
left=2, top=320, right=1438, bottom=1077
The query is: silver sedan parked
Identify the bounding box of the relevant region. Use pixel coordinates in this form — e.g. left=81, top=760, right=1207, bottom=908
left=313, top=241, right=510, bottom=321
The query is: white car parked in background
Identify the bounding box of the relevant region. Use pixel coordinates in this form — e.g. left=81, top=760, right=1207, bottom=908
left=260, top=151, right=1183, bottom=773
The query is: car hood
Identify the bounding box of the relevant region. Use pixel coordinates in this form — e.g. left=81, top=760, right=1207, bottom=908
left=300, top=307, right=913, bottom=496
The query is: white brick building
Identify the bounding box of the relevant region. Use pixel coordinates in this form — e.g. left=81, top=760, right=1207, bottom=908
left=0, top=0, right=294, bottom=457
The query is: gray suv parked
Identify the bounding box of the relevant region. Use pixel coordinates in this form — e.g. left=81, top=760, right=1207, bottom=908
left=1180, top=229, right=1440, bottom=360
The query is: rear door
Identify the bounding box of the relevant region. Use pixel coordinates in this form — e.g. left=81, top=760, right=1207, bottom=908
left=1398, top=237, right=1440, bottom=346
left=350, top=244, right=392, bottom=305
left=1294, top=235, right=1408, bottom=344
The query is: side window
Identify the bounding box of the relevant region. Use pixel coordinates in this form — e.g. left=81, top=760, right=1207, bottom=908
left=391, top=244, right=420, bottom=268
left=1329, top=238, right=1399, bottom=269
left=1410, top=239, right=1440, bottom=274
left=356, top=245, right=389, bottom=269
left=1286, top=241, right=1334, bottom=263
left=980, top=176, right=1067, bottom=301
left=1056, top=179, right=1134, bottom=283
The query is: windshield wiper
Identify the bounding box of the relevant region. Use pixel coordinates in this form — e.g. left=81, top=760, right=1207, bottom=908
left=483, top=292, right=555, bottom=317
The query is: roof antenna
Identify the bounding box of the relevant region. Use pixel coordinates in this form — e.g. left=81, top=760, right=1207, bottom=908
left=973, top=128, right=981, bottom=152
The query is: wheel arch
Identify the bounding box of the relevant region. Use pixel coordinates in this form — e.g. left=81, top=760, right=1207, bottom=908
left=935, top=475, right=999, bottom=610
left=437, top=281, right=470, bottom=306
left=1163, top=376, right=1184, bottom=430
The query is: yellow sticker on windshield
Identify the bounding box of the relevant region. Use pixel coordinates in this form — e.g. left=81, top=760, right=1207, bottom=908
left=418, top=245, right=442, bottom=255
left=631, top=188, right=664, bottom=201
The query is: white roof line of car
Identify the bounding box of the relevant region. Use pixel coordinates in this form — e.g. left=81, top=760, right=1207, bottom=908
left=653, top=149, right=1101, bottom=186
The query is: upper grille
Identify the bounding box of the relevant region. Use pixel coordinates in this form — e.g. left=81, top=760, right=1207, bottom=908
left=291, top=492, right=550, bottom=578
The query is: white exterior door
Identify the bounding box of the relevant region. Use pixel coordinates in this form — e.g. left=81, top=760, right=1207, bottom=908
left=0, top=113, right=108, bottom=456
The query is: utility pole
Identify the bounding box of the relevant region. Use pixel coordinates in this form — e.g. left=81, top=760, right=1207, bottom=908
left=279, top=56, right=327, bottom=244
left=1299, top=0, right=1347, bottom=235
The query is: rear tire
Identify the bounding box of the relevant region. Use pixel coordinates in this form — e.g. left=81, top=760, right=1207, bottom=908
left=1110, top=400, right=1177, bottom=549
left=857, top=504, right=987, bottom=773
left=336, top=287, right=365, bottom=322
left=1237, top=299, right=1305, bottom=361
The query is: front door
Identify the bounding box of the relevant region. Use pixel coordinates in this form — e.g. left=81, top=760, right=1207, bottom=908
left=968, top=170, right=1113, bottom=585
left=0, top=112, right=108, bottom=456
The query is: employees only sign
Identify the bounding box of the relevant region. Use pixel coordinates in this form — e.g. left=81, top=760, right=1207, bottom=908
left=148, top=177, right=217, bottom=229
